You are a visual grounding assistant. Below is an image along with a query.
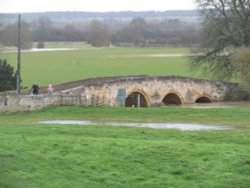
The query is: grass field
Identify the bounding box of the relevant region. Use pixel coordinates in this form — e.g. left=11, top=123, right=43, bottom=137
left=0, top=47, right=204, bottom=87
left=1, top=46, right=249, bottom=187
left=0, top=106, right=250, bottom=187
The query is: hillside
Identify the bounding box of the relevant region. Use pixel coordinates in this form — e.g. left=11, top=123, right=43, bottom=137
left=0, top=10, right=199, bottom=23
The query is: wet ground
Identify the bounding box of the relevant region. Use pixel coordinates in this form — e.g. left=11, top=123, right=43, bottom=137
left=179, top=101, right=250, bottom=108
left=37, top=120, right=233, bottom=131
left=141, top=53, right=195, bottom=57
left=1, top=48, right=78, bottom=53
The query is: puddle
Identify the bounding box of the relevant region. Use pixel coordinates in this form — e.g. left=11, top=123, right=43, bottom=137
left=1, top=48, right=78, bottom=53
left=142, top=54, right=195, bottom=57
left=38, top=120, right=96, bottom=125
left=109, top=54, right=195, bottom=58
left=37, top=120, right=233, bottom=131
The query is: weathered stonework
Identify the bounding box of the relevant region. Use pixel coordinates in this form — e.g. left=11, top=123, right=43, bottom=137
left=0, top=94, right=59, bottom=112
left=0, top=76, right=249, bottom=112
left=62, top=76, right=249, bottom=107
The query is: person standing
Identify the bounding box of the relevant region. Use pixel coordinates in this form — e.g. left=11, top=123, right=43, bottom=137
left=47, top=84, right=54, bottom=94
left=31, top=83, right=39, bottom=95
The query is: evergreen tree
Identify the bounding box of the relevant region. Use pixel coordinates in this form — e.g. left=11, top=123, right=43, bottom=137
left=0, top=59, right=17, bottom=92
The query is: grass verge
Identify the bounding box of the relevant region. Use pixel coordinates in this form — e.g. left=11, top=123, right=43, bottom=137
left=0, top=106, right=250, bottom=187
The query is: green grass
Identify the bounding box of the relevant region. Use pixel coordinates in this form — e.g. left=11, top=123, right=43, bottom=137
left=0, top=106, right=250, bottom=187
left=1, top=46, right=249, bottom=187
left=1, top=105, right=250, bottom=128
left=0, top=47, right=203, bottom=87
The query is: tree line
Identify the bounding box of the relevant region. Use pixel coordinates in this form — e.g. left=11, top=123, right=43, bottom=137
left=0, top=17, right=201, bottom=49
left=0, top=11, right=198, bottom=23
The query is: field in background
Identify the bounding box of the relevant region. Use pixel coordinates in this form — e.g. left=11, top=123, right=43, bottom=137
left=0, top=106, right=250, bottom=187
left=0, top=47, right=204, bottom=87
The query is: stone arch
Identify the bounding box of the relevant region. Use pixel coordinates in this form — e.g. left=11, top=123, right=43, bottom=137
left=125, top=89, right=149, bottom=107
left=162, top=92, right=183, bottom=105
left=195, top=95, right=213, bottom=103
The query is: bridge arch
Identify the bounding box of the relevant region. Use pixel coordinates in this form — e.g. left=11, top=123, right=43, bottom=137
left=125, top=89, right=149, bottom=107
left=162, top=91, right=183, bottom=105
left=195, top=95, right=213, bottom=103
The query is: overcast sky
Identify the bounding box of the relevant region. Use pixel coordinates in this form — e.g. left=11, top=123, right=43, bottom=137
left=0, top=0, right=196, bottom=13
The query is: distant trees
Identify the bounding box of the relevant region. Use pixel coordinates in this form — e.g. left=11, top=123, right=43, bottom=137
left=0, top=16, right=201, bottom=48
left=0, top=21, right=33, bottom=49
left=112, top=17, right=200, bottom=47
left=0, top=59, right=17, bottom=92
left=126, top=17, right=147, bottom=46
left=112, top=18, right=146, bottom=46
left=32, top=17, right=54, bottom=42
left=32, top=17, right=86, bottom=42
left=86, top=20, right=111, bottom=47
left=62, top=24, right=86, bottom=41
left=29, top=16, right=201, bottom=47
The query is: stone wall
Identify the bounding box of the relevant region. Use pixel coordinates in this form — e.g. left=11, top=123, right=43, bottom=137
left=0, top=76, right=249, bottom=112
left=0, top=94, right=95, bottom=112
left=0, top=95, right=59, bottom=112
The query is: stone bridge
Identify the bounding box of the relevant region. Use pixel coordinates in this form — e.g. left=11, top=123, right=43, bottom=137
left=61, top=76, right=247, bottom=107
left=0, top=76, right=249, bottom=112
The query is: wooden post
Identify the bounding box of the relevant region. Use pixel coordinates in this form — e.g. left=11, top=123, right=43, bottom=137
left=16, top=14, right=21, bottom=95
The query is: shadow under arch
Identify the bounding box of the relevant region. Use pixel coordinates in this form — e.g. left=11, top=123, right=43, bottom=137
left=195, top=95, right=213, bottom=103
left=125, top=90, right=149, bottom=107
left=162, top=92, right=183, bottom=105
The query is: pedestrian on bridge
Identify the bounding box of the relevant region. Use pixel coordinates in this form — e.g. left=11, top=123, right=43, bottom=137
left=31, top=83, right=39, bottom=95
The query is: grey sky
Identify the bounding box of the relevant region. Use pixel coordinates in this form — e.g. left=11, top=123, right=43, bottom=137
left=0, top=0, right=196, bottom=13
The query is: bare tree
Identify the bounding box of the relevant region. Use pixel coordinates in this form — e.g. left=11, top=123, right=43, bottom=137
left=190, top=0, right=250, bottom=80
left=0, top=21, right=33, bottom=49
left=86, top=20, right=111, bottom=47
left=233, top=48, right=250, bottom=91
left=32, top=17, right=54, bottom=42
